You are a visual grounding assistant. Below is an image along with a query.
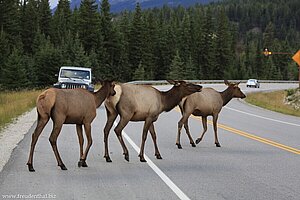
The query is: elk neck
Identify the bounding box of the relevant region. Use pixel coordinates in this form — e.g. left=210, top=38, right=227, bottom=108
left=161, top=86, right=183, bottom=112
left=220, top=87, right=234, bottom=106
left=94, top=84, right=109, bottom=108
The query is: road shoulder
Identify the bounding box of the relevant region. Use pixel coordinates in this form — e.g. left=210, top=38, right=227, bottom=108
left=0, top=108, right=36, bottom=172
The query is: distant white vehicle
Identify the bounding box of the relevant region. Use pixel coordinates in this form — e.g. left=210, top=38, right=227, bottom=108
left=53, top=66, right=94, bottom=92
left=246, top=79, right=260, bottom=88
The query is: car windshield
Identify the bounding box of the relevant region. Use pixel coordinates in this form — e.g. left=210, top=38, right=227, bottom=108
left=248, top=79, right=256, bottom=82
left=60, top=69, right=90, bottom=80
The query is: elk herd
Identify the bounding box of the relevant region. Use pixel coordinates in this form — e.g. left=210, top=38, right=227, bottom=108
left=26, top=80, right=246, bottom=172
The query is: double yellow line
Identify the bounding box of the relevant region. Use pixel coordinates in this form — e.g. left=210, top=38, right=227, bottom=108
left=175, top=107, right=300, bottom=155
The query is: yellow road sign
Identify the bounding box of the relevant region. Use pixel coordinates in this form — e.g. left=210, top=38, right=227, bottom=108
left=292, top=50, right=300, bottom=66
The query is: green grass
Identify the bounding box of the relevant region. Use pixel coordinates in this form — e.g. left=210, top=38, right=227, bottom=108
left=0, top=89, right=42, bottom=132
left=245, top=90, right=300, bottom=117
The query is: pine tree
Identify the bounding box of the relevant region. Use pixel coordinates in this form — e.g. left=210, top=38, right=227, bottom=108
left=167, top=51, right=185, bottom=80
left=51, top=0, right=71, bottom=46
left=142, top=12, right=158, bottom=80
left=2, top=47, right=28, bottom=90
left=200, top=7, right=216, bottom=79
left=263, top=22, right=275, bottom=50
left=190, top=8, right=204, bottom=79
left=21, top=0, right=39, bottom=54
left=179, top=11, right=192, bottom=63
left=133, top=62, right=145, bottom=80
left=116, top=11, right=131, bottom=81
left=34, top=35, right=62, bottom=87
left=70, top=7, right=80, bottom=35
left=0, top=0, right=20, bottom=46
left=128, top=3, right=144, bottom=78
left=215, top=8, right=232, bottom=79
left=185, top=56, right=197, bottom=80
left=155, top=24, right=176, bottom=80
left=78, top=0, right=99, bottom=54
left=38, top=0, right=52, bottom=38
left=100, top=0, right=113, bottom=46
left=254, top=39, right=264, bottom=79
left=71, top=35, right=89, bottom=67
left=100, top=0, right=120, bottom=79
left=0, top=31, right=10, bottom=88
left=87, top=49, right=101, bottom=81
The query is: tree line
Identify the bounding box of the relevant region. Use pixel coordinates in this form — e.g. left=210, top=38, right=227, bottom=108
left=0, top=0, right=299, bottom=90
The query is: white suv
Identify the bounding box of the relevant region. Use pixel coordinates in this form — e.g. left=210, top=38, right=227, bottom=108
left=53, top=66, right=94, bottom=92
left=246, top=79, right=260, bottom=88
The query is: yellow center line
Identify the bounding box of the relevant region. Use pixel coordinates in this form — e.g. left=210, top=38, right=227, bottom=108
left=174, top=107, right=300, bottom=155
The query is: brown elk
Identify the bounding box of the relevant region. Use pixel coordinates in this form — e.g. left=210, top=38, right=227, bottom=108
left=26, top=81, right=116, bottom=172
left=176, top=80, right=246, bottom=149
left=103, top=80, right=202, bottom=162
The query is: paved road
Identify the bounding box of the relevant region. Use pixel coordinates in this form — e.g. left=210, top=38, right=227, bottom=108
left=0, top=83, right=299, bottom=200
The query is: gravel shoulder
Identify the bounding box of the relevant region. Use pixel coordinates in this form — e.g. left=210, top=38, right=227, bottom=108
left=0, top=108, right=36, bottom=172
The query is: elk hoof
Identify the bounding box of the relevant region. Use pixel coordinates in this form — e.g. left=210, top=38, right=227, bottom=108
left=59, top=164, right=67, bottom=170
left=124, top=153, right=129, bottom=162
left=139, top=154, right=147, bottom=162
left=191, top=143, right=196, bottom=147
left=215, top=143, right=221, bottom=147
left=195, top=138, right=202, bottom=144
left=156, top=154, right=162, bottom=159
left=105, top=157, right=112, bottom=163
left=78, top=159, right=88, bottom=167
left=27, top=163, right=35, bottom=172
left=176, top=143, right=182, bottom=149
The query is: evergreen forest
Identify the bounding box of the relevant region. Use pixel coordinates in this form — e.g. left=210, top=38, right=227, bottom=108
left=0, top=0, right=299, bottom=90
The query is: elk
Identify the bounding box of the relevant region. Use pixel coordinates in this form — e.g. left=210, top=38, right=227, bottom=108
left=103, top=80, right=202, bottom=162
left=26, top=81, right=116, bottom=172
left=176, top=80, right=246, bottom=149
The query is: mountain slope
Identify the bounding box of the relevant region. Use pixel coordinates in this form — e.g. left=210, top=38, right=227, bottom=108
left=57, top=0, right=218, bottom=13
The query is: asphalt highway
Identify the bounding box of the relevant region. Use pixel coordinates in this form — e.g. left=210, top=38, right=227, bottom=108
left=0, top=83, right=299, bottom=200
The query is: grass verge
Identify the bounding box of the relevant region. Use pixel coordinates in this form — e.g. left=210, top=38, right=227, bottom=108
left=245, top=90, right=300, bottom=117
left=0, top=89, right=42, bottom=132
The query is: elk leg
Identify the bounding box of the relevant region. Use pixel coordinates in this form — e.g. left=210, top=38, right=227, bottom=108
left=176, top=113, right=190, bottom=149
left=27, top=115, right=49, bottom=172
left=79, top=123, right=92, bottom=167
left=196, top=116, right=207, bottom=144
left=183, top=119, right=196, bottom=147
left=76, top=125, right=86, bottom=167
left=49, top=123, right=66, bottom=170
left=139, top=119, right=152, bottom=162
left=212, top=115, right=221, bottom=147
left=103, top=108, right=118, bottom=162
left=149, top=123, right=162, bottom=159
left=114, top=116, right=130, bottom=162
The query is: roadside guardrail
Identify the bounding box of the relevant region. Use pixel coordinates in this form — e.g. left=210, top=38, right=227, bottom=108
left=128, top=80, right=298, bottom=85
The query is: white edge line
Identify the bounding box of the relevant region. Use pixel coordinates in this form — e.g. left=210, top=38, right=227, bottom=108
left=113, top=122, right=190, bottom=200
left=225, top=107, right=300, bottom=127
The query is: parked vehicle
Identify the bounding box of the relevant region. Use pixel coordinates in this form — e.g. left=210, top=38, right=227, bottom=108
left=246, top=79, right=260, bottom=88
left=53, top=66, right=94, bottom=92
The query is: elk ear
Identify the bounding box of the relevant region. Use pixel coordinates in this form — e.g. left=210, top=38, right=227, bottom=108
left=178, top=80, right=187, bottom=85
left=167, top=80, right=181, bottom=86
left=167, top=80, right=176, bottom=85
left=224, top=80, right=230, bottom=86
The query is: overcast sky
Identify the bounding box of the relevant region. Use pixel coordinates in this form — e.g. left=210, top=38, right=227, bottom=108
left=49, top=0, right=58, bottom=9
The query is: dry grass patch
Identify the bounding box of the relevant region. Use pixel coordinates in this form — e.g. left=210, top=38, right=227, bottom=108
left=0, top=89, right=43, bottom=131
left=245, top=90, right=300, bottom=117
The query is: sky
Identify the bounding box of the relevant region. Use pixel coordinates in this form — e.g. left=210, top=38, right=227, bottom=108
left=49, top=0, right=58, bottom=9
